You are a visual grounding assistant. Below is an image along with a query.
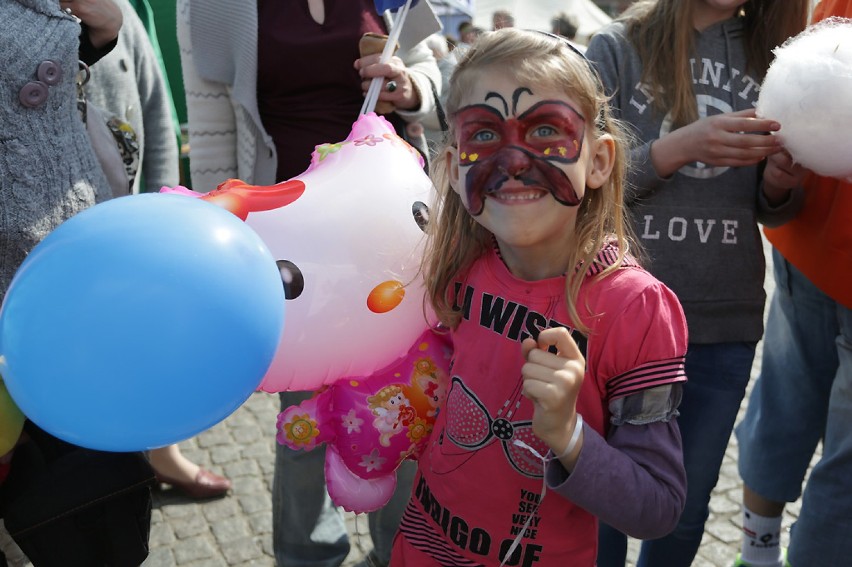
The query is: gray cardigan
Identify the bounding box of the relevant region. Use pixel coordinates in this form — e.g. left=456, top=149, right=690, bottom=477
left=85, top=0, right=180, bottom=193
left=0, top=0, right=112, bottom=299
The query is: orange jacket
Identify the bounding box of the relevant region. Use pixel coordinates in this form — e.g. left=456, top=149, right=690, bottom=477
left=764, top=0, right=852, bottom=309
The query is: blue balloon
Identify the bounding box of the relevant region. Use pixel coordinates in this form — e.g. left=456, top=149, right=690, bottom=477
left=0, top=194, right=285, bottom=451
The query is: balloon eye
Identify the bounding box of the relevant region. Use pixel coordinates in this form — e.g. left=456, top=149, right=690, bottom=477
left=277, top=260, right=304, bottom=300
left=412, top=201, right=429, bottom=232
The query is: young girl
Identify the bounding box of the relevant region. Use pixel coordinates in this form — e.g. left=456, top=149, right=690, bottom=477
left=584, top=1, right=809, bottom=566
left=391, top=29, right=690, bottom=566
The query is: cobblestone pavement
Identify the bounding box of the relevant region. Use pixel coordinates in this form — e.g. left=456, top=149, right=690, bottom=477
left=140, top=242, right=816, bottom=567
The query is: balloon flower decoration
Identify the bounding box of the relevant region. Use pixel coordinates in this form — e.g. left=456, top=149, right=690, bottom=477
left=756, top=17, right=852, bottom=180
left=277, top=328, right=450, bottom=512
left=0, top=194, right=285, bottom=451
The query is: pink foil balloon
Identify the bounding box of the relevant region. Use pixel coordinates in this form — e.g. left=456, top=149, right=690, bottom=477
left=163, top=113, right=437, bottom=392
left=276, top=329, right=451, bottom=512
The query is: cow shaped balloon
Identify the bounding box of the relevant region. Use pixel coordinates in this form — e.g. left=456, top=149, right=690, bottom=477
left=164, top=113, right=436, bottom=392
left=276, top=328, right=451, bottom=512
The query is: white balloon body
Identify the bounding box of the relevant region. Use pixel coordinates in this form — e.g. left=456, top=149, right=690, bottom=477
left=249, top=113, right=436, bottom=392
left=756, top=17, right=852, bottom=179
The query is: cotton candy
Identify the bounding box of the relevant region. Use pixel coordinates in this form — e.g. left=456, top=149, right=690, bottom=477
left=756, top=17, right=852, bottom=179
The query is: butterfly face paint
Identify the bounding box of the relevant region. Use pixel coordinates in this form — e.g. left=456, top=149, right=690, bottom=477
left=455, top=87, right=587, bottom=216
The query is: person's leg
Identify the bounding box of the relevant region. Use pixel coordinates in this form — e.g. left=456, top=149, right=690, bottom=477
left=362, top=459, right=416, bottom=566
left=596, top=521, right=629, bottom=567
left=0, top=520, right=26, bottom=567
left=736, top=252, right=839, bottom=566
left=273, top=391, right=349, bottom=567
left=788, top=303, right=852, bottom=567
left=637, top=341, right=756, bottom=567
left=149, top=443, right=231, bottom=499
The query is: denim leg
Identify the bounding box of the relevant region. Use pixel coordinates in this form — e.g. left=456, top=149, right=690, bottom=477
left=365, top=459, right=415, bottom=565
left=273, top=391, right=349, bottom=567
left=736, top=252, right=839, bottom=503
left=637, top=342, right=756, bottom=567
left=789, top=302, right=852, bottom=566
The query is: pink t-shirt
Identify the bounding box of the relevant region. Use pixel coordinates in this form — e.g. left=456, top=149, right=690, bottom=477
left=399, top=244, right=688, bottom=566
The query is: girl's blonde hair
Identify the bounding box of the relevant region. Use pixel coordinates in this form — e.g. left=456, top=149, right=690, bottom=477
left=619, top=0, right=809, bottom=128
left=423, top=28, right=635, bottom=332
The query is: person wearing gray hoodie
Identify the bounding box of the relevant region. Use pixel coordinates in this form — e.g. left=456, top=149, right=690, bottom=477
left=585, top=1, right=809, bottom=566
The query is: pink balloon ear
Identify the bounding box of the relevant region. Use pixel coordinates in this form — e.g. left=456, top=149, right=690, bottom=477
left=325, top=444, right=397, bottom=513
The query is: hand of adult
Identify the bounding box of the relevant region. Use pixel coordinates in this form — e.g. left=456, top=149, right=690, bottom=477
left=355, top=53, right=422, bottom=112
left=60, top=0, right=123, bottom=49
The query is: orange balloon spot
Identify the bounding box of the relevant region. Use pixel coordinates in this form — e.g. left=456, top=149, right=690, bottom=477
left=367, top=280, right=405, bottom=313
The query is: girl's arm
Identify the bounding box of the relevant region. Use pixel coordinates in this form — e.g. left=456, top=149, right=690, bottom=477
left=546, top=413, right=686, bottom=539
left=522, top=329, right=686, bottom=539
left=523, top=278, right=690, bottom=538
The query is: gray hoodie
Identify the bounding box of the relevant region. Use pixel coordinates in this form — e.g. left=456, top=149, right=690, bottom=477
left=586, top=17, right=803, bottom=344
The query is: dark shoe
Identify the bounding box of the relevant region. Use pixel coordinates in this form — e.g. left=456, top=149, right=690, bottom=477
left=155, top=468, right=231, bottom=499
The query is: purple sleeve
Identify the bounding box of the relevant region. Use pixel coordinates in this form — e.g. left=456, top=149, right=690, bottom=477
left=544, top=419, right=686, bottom=540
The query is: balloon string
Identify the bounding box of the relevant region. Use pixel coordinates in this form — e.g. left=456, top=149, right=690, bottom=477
left=499, top=440, right=549, bottom=567
left=360, top=0, right=413, bottom=115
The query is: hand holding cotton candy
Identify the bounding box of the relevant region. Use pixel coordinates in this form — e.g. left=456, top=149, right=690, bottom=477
left=756, top=17, right=852, bottom=179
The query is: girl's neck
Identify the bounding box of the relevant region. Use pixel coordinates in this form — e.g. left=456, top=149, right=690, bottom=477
left=496, top=237, right=575, bottom=281
left=692, top=3, right=740, bottom=32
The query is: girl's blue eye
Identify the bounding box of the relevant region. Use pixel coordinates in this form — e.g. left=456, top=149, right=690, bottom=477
left=532, top=125, right=559, bottom=137
left=472, top=130, right=497, bottom=143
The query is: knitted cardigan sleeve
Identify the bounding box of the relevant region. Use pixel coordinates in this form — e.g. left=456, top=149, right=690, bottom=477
left=177, top=0, right=239, bottom=192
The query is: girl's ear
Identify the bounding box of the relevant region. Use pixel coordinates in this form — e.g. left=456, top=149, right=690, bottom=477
left=586, top=134, right=616, bottom=190
left=445, top=145, right=463, bottom=197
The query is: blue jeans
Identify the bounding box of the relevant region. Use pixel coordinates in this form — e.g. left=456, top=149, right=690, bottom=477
left=598, top=341, right=757, bottom=567
left=272, top=391, right=415, bottom=567
left=737, top=250, right=852, bottom=566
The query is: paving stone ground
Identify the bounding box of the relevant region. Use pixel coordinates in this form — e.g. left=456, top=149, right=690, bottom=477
left=141, top=239, right=816, bottom=567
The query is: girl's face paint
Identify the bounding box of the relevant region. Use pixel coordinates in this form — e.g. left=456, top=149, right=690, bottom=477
left=454, top=86, right=587, bottom=216
left=446, top=71, right=607, bottom=278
